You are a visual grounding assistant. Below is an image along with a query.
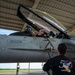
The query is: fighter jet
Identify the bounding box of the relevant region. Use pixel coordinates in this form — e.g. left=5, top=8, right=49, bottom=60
left=0, top=4, right=75, bottom=63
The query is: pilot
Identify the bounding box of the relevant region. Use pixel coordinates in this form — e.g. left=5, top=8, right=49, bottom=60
left=36, top=28, right=47, bottom=37
left=43, top=43, right=75, bottom=75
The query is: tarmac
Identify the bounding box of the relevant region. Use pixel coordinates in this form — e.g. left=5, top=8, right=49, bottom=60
left=0, top=72, right=48, bottom=75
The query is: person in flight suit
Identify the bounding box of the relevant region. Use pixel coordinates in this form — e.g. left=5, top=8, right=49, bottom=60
left=36, top=28, right=47, bottom=37
left=43, top=43, right=75, bottom=75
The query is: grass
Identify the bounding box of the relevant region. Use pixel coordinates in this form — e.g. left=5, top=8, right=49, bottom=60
left=0, top=69, right=16, bottom=73
left=0, top=69, right=42, bottom=73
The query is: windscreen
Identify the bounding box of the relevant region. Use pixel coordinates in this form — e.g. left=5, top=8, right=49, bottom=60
left=19, top=5, right=66, bottom=33
left=17, top=4, right=70, bottom=39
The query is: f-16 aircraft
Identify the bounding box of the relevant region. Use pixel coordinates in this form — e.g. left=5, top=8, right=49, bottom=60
left=0, top=4, right=75, bottom=63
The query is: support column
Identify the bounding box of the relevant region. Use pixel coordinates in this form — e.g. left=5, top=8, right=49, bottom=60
left=28, top=62, right=30, bottom=72
left=16, top=63, right=20, bottom=75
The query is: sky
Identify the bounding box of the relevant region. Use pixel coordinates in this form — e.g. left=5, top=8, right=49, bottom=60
left=0, top=28, right=43, bottom=69
left=0, top=63, right=43, bottom=69
left=0, top=28, right=17, bottom=35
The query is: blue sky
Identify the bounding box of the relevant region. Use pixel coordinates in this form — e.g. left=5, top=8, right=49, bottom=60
left=0, top=28, right=17, bottom=35
left=0, top=28, right=43, bottom=69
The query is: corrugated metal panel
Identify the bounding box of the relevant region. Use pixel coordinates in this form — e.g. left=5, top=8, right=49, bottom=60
left=37, top=4, right=75, bottom=20
left=59, top=0, right=75, bottom=6
left=0, top=0, right=34, bottom=31
left=0, top=25, right=21, bottom=31
left=0, top=0, right=75, bottom=35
